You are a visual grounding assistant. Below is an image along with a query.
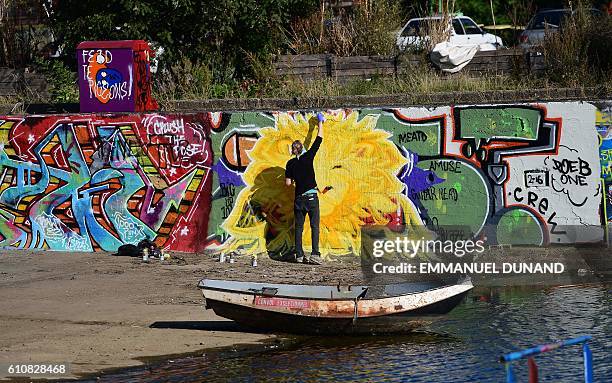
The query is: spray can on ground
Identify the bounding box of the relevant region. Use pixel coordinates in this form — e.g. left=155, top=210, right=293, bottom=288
left=219, top=252, right=226, bottom=263
left=251, top=255, right=257, bottom=267
left=229, top=253, right=235, bottom=263
left=142, top=248, right=149, bottom=262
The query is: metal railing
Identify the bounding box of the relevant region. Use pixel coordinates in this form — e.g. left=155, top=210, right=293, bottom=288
left=500, top=335, right=594, bottom=383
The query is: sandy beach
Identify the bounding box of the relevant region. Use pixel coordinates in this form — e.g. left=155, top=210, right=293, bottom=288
left=0, top=249, right=375, bottom=380
left=0, top=251, right=275, bottom=380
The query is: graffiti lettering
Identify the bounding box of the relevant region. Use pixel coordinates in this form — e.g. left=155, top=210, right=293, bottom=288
left=417, top=187, right=459, bottom=202
left=398, top=131, right=427, bottom=143
left=600, top=149, right=612, bottom=178
left=219, top=183, right=236, bottom=220
left=544, top=146, right=594, bottom=208
left=144, top=116, right=209, bottom=172
left=513, top=187, right=549, bottom=215
left=81, top=49, right=113, bottom=66
left=220, top=183, right=236, bottom=197
left=428, top=160, right=462, bottom=173
left=83, top=50, right=130, bottom=104
left=87, top=79, right=129, bottom=101
left=552, top=158, right=592, bottom=178
left=152, top=118, right=185, bottom=135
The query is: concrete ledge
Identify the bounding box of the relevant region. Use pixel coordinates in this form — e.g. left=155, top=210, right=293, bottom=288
left=0, top=86, right=610, bottom=115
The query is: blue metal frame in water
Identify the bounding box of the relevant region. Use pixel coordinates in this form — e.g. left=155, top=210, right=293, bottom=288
left=500, top=335, right=594, bottom=383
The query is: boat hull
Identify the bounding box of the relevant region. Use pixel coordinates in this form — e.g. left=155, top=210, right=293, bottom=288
left=205, top=290, right=469, bottom=334
left=199, top=280, right=472, bottom=334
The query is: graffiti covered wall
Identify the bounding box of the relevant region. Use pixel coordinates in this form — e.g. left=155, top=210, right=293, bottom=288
left=597, top=105, right=612, bottom=235
left=207, top=102, right=606, bottom=257
left=0, top=101, right=607, bottom=254
left=0, top=114, right=213, bottom=252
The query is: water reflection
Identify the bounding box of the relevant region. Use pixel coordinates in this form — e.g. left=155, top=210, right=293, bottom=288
left=79, top=284, right=611, bottom=383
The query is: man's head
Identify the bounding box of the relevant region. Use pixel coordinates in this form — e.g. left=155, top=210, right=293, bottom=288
left=291, top=140, right=303, bottom=156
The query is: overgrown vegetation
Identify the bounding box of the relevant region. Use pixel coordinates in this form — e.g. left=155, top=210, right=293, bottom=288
left=0, top=0, right=610, bottom=109
left=151, top=65, right=555, bottom=110
left=542, top=4, right=612, bottom=87
left=288, top=1, right=402, bottom=56
left=34, top=58, right=78, bottom=103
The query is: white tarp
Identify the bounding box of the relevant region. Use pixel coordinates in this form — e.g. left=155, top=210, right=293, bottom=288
left=430, top=42, right=497, bottom=73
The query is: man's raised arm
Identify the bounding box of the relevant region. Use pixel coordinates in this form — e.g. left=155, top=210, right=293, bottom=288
left=316, top=112, right=324, bottom=138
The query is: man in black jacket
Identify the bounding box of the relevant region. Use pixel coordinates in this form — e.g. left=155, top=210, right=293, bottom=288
left=284, top=112, right=325, bottom=264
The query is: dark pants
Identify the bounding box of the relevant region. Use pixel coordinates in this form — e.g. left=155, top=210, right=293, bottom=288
left=294, top=193, right=320, bottom=257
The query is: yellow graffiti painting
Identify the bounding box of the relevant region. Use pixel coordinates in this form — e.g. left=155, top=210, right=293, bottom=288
left=222, top=111, right=427, bottom=258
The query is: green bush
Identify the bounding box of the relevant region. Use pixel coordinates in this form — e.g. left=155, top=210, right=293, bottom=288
left=34, top=58, right=79, bottom=103
left=51, top=0, right=319, bottom=80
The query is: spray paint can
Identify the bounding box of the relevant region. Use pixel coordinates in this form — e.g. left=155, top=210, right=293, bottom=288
left=142, top=248, right=149, bottom=262
left=219, top=252, right=226, bottom=263
left=229, top=253, right=235, bottom=263
left=251, top=255, right=257, bottom=267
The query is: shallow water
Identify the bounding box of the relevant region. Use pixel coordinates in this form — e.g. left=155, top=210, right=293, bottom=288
left=79, top=284, right=611, bottom=383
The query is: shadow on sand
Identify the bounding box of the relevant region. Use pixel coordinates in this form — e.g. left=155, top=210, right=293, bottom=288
left=149, top=320, right=273, bottom=334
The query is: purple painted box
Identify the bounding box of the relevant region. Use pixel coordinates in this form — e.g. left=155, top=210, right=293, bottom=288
left=77, top=40, right=157, bottom=113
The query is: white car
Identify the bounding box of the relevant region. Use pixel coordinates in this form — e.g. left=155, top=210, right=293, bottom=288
left=397, top=16, right=504, bottom=51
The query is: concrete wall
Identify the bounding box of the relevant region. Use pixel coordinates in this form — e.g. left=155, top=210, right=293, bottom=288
left=0, top=101, right=609, bottom=254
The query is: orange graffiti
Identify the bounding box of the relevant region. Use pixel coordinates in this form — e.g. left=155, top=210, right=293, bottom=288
left=86, top=51, right=112, bottom=104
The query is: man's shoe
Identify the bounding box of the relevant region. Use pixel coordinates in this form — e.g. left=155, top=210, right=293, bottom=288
left=280, top=253, right=301, bottom=263
left=306, top=255, right=323, bottom=265
left=295, top=255, right=304, bottom=263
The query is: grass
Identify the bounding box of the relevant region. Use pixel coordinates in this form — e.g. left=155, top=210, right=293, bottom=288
left=1, top=66, right=605, bottom=113
left=247, top=72, right=545, bottom=99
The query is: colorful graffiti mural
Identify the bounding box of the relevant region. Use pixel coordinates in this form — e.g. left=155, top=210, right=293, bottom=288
left=0, top=114, right=213, bottom=252
left=206, top=103, right=604, bottom=258
left=597, top=105, right=612, bottom=238
left=0, top=102, right=607, bottom=254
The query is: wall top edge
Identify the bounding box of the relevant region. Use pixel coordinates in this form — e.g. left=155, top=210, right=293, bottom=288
left=1, top=87, right=610, bottom=115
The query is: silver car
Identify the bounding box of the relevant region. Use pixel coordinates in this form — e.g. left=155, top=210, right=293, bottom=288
left=519, top=8, right=602, bottom=48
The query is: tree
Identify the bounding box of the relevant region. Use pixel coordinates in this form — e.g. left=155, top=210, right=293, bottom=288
left=50, top=0, right=319, bottom=78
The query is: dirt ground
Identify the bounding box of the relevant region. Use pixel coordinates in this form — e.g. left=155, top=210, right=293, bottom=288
left=0, top=250, right=372, bottom=380
left=0, top=247, right=608, bottom=380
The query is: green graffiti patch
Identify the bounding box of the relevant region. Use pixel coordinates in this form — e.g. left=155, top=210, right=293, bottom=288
left=496, top=209, right=543, bottom=245
left=459, top=107, right=541, bottom=140
left=417, top=159, right=488, bottom=235
left=372, top=114, right=442, bottom=157
left=601, top=148, right=612, bottom=181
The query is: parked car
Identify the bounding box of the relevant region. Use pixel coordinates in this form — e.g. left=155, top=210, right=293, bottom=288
left=396, top=15, right=504, bottom=52
left=519, top=8, right=603, bottom=48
